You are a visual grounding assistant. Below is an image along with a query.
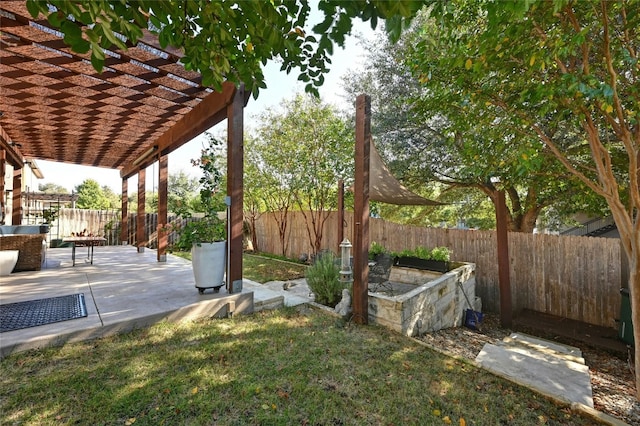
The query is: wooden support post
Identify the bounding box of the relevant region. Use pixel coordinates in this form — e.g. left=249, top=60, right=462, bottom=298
left=496, top=189, right=512, bottom=328
left=12, top=167, right=22, bottom=225
left=226, top=84, right=244, bottom=293
left=0, top=150, right=5, bottom=225
left=157, top=153, right=168, bottom=262
left=353, top=94, right=371, bottom=325
left=120, top=178, right=128, bottom=245
left=337, top=179, right=344, bottom=251
left=137, top=168, right=146, bottom=252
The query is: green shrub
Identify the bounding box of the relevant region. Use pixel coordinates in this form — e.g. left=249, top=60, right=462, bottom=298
left=305, top=252, right=346, bottom=307
left=429, top=246, right=451, bottom=262
left=392, top=246, right=451, bottom=262
left=369, top=241, right=389, bottom=260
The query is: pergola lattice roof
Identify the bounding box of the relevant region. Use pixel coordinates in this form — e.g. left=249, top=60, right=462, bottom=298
left=0, top=1, right=242, bottom=177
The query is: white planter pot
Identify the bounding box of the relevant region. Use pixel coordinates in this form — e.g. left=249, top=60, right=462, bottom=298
left=191, top=241, right=226, bottom=293
left=0, top=250, right=19, bottom=276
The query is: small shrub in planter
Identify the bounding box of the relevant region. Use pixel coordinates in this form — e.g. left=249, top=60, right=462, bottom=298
left=305, top=252, right=348, bottom=307
left=368, top=241, right=389, bottom=260
left=392, top=246, right=452, bottom=273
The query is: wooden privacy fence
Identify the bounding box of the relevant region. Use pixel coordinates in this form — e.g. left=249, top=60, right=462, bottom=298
left=54, top=208, right=121, bottom=244
left=253, top=211, right=623, bottom=329
left=52, top=209, right=623, bottom=328
left=54, top=209, right=195, bottom=248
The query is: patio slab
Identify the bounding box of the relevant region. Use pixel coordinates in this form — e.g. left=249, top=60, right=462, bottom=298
left=0, top=246, right=259, bottom=357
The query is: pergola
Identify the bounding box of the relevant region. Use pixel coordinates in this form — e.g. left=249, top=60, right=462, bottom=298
left=0, top=1, right=248, bottom=292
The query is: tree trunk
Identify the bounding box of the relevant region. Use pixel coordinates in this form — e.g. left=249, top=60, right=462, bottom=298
left=631, top=262, right=640, bottom=400
left=624, top=232, right=640, bottom=400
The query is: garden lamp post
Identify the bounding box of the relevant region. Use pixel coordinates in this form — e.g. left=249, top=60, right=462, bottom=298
left=339, top=238, right=353, bottom=284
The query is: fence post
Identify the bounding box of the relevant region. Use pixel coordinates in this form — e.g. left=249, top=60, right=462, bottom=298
left=496, top=189, right=512, bottom=328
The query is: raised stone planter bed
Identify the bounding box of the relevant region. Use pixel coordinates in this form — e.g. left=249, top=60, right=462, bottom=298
left=368, top=262, right=479, bottom=337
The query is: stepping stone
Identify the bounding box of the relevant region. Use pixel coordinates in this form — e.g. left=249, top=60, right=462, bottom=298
left=476, top=332, right=593, bottom=408
left=503, top=332, right=585, bottom=364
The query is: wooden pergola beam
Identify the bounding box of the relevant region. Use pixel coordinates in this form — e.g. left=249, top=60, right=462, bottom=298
left=136, top=168, right=146, bottom=252
left=120, top=82, right=238, bottom=179
left=157, top=153, right=168, bottom=262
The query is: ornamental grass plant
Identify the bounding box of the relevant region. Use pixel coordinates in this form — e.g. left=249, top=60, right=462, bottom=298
left=305, top=251, right=346, bottom=307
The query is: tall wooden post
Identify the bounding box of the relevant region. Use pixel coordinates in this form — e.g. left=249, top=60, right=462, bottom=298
left=353, top=94, right=371, bottom=325
left=0, top=150, right=5, bottom=225
left=337, top=179, right=344, bottom=250
left=12, top=167, right=22, bottom=225
left=120, top=178, right=128, bottom=244
left=496, top=189, right=512, bottom=327
left=137, top=168, right=146, bottom=252
left=226, top=84, right=244, bottom=293
left=157, top=153, right=168, bottom=262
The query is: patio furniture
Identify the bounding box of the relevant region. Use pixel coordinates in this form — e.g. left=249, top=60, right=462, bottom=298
left=0, top=234, right=47, bottom=271
left=62, top=237, right=107, bottom=266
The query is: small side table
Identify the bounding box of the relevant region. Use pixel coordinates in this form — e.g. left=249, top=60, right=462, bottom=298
left=62, top=237, right=107, bottom=266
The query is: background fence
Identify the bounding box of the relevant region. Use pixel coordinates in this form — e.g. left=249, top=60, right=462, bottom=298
left=253, top=211, right=623, bottom=329
left=55, top=208, right=195, bottom=248
left=53, top=209, right=623, bottom=328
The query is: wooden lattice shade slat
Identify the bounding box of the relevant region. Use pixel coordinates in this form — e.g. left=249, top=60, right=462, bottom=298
left=0, top=1, right=235, bottom=173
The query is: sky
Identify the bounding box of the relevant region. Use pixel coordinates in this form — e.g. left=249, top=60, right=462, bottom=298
left=35, top=17, right=378, bottom=195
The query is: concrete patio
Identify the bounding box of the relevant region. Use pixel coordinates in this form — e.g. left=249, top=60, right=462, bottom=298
left=0, top=245, right=311, bottom=358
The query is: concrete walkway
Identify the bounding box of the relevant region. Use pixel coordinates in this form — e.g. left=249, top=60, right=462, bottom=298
left=476, top=332, right=594, bottom=408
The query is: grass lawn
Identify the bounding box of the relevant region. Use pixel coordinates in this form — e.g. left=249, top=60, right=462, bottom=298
left=172, top=251, right=307, bottom=283
left=1, top=309, right=599, bottom=425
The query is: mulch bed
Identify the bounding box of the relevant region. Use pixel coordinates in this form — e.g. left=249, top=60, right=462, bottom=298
left=417, top=312, right=640, bottom=425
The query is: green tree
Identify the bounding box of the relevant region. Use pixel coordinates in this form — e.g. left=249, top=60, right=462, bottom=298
left=412, top=0, right=640, bottom=398
left=243, top=138, right=267, bottom=253
left=252, top=94, right=353, bottom=256
left=38, top=183, right=69, bottom=194
left=75, top=179, right=110, bottom=209
left=343, top=26, right=599, bottom=232
left=101, top=186, right=121, bottom=209
left=246, top=133, right=295, bottom=257
left=25, top=0, right=426, bottom=97
left=167, top=171, right=200, bottom=215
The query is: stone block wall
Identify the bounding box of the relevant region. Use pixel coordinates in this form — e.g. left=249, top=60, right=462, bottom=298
left=368, top=263, right=477, bottom=337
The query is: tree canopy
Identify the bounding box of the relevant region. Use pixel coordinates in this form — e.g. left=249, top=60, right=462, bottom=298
left=25, top=0, right=425, bottom=98
left=413, top=0, right=639, bottom=397
left=343, top=17, right=607, bottom=232
left=74, top=179, right=119, bottom=209
left=38, top=183, right=69, bottom=194
left=249, top=94, right=353, bottom=255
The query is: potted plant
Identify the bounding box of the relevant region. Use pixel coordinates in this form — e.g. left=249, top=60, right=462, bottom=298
left=393, top=246, right=451, bottom=273
left=171, top=135, right=227, bottom=293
